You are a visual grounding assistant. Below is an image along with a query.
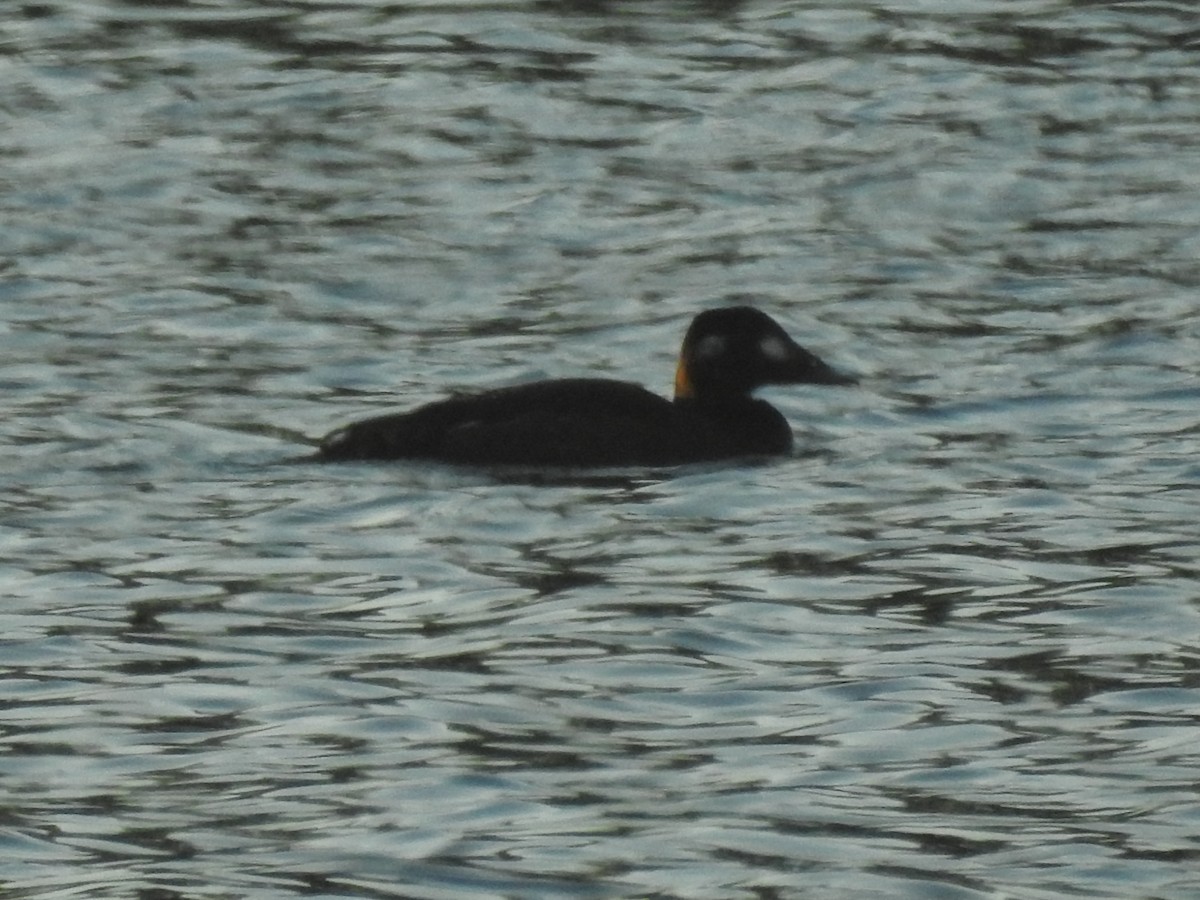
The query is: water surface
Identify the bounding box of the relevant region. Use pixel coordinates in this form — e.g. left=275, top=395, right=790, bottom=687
left=3, top=1, right=1200, bottom=898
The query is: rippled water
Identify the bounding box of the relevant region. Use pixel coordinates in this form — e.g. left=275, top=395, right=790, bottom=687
left=4, top=1, right=1200, bottom=897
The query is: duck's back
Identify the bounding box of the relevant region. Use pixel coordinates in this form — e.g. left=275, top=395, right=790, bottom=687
left=318, top=377, right=790, bottom=467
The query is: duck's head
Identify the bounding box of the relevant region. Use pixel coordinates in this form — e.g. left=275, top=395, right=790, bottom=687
left=674, top=306, right=855, bottom=401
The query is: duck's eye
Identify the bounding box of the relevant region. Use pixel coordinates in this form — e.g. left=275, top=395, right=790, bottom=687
left=759, top=335, right=790, bottom=362
left=693, top=334, right=726, bottom=359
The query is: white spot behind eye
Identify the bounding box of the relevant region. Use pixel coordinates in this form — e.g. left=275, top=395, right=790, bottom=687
left=694, top=334, right=726, bottom=359
left=759, top=335, right=790, bottom=362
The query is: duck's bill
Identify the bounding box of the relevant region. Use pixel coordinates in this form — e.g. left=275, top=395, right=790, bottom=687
left=783, top=344, right=858, bottom=386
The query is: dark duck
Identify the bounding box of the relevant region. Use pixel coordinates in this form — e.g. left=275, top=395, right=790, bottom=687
left=317, top=306, right=854, bottom=468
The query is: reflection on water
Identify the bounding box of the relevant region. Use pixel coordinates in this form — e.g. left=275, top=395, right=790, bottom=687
left=3, top=1, right=1200, bottom=898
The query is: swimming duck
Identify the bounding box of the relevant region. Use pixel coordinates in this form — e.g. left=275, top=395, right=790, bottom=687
left=318, top=306, right=854, bottom=467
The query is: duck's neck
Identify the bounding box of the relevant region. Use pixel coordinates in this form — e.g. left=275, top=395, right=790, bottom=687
left=673, top=394, right=793, bottom=455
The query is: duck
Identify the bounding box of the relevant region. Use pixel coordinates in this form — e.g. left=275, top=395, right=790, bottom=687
left=317, top=306, right=854, bottom=467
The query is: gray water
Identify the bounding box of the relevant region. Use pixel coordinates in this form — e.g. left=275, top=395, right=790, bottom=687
left=4, top=1, right=1200, bottom=898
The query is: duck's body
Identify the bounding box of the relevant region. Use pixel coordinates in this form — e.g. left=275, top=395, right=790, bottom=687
left=319, top=377, right=796, bottom=467
left=317, top=307, right=853, bottom=468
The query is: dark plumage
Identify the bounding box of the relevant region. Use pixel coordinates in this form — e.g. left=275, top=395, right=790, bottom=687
left=317, top=307, right=854, bottom=467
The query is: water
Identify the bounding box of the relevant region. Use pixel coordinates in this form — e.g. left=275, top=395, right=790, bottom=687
left=4, top=1, right=1200, bottom=897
